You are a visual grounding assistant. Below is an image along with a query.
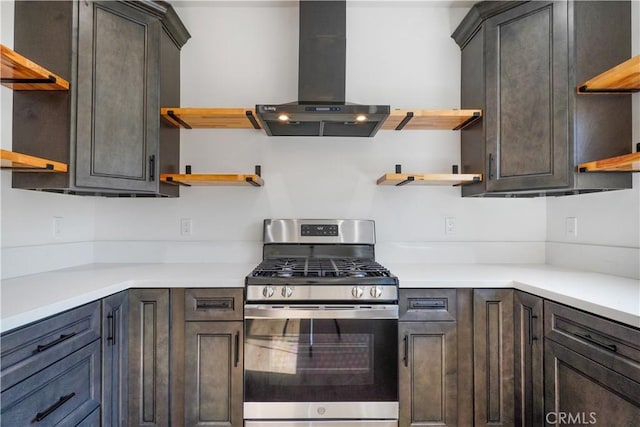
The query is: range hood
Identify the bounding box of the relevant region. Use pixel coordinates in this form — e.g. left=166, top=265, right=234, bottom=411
left=255, top=0, right=390, bottom=137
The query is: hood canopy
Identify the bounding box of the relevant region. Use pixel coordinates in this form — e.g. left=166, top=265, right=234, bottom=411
left=255, top=0, right=390, bottom=137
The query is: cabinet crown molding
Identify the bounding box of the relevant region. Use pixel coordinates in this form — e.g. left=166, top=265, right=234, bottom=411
left=451, top=1, right=528, bottom=48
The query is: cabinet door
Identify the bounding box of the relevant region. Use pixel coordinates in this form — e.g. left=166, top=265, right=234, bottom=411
left=484, top=1, right=569, bottom=192
left=474, top=289, right=514, bottom=426
left=128, top=289, right=169, bottom=427
left=75, top=1, right=159, bottom=192
left=184, top=322, right=243, bottom=427
left=399, top=322, right=457, bottom=427
left=544, top=339, right=640, bottom=426
left=514, top=291, right=544, bottom=427
left=102, top=290, right=129, bottom=427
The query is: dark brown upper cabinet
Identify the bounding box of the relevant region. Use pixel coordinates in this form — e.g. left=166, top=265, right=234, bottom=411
left=11, top=1, right=189, bottom=196
left=452, top=1, right=632, bottom=196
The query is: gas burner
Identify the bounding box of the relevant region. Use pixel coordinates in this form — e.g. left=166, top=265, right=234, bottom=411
left=347, top=270, right=366, bottom=278
left=277, top=267, right=294, bottom=278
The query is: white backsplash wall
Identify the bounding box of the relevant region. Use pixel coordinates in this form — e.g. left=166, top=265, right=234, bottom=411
left=1, top=0, right=98, bottom=278
left=545, top=0, right=640, bottom=280
left=4, top=1, right=637, bottom=279
left=91, top=1, right=546, bottom=266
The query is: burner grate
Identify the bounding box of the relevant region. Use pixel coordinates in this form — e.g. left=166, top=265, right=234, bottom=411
left=250, top=257, right=391, bottom=279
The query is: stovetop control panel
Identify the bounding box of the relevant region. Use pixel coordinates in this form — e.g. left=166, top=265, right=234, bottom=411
left=301, top=224, right=339, bottom=237
left=245, top=284, right=398, bottom=303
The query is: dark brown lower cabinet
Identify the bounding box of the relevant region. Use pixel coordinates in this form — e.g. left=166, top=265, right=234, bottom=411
left=398, top=289, right=460, bottom=427
left=184, top=322, right=243, bottom=426
left=399, top=322, right=458, bottom=426
left=102, top=290, right=128, bottom=427
left=128, top=289, right=170, bottom=427
left=172, top=288, right=244, bottom=427
left=544, top=340, right=640, bottom=426
left=473, top=289, right=515, bottom=427
left=514, top=291, right=544, bottom=426
left=543, top=300, right=640, bottom=426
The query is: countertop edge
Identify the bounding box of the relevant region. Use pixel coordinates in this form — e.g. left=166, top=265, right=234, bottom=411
left=1, top=263, right=638, bottom=332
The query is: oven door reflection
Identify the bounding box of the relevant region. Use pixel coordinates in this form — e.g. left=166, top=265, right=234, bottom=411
left=244, top=317, right=398, bottom=403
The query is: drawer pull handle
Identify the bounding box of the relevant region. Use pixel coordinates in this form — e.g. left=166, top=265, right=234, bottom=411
left=403, top=335, right=409, bottom=367
left=107, top=311, right=117, bottom=344
left=35, top=332, right=76, bottom=353
left=33, top=392, right=75, bottom=422
left=234, top=331, right=240, bottom=368
left=575, top=332, right=618, bottom=353
left=409, top=299, right=445, bottom=310
left=196, top=299, right=233, bottom=310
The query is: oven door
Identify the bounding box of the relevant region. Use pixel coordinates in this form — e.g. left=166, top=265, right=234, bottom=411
left=244, top=305, right=398, bottom=421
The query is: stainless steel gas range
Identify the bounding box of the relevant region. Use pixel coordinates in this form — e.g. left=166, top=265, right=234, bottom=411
left=244, top=219, right=398, bottom=427
left=244, top=219, right=399, bottom=427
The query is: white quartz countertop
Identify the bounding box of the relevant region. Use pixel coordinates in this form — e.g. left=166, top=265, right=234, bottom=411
left=1, top=262, right=638, bottom=333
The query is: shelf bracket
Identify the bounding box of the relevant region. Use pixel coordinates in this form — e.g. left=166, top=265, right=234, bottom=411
left=166, top=110, right=192, bottom=129
left=1, top=75, right=57, bottom=85
left=453, top=175, right=481, bottom=187
left=395, top=112, right=414, bottom=130
left=245, top=111, right=261, bottom=129
left=453, top=111, right=481, bottom=130
left=255, top=165, right=261, bottom=177
left=245, top=177, right=261, bottom=187
left=164, top=176, right=191, bottom=187
left=1, top=163, right=55, bottom=171
left=578, top=86, right=639, bottom=94
left=396, top=176, right=415, bottom=186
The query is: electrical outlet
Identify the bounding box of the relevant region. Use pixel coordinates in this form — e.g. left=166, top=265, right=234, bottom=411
left=180, top=218, right=192, bottom=236
left=53, top=216, right=63, bottom=239
left=445, top=217, right=456, bottom=235
left=565, top=217, right=578, bottom=237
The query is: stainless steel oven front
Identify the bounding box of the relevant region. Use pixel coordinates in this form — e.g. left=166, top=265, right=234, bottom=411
left=243, top=304, right=398, bottom=426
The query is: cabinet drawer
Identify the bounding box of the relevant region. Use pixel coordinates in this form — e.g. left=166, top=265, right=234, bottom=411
left=184, top=288, right=243, bottom=321
left=544, top=301, right=640, bottom=382
left=1, top=340, right=101, bottom=426
left=399, top=289, right=457, bottom=321
left=1, top=301, right=101, bottom=391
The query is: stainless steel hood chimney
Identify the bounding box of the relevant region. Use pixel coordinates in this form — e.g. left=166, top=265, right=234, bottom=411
left=255, top=0, right=390, bottom=137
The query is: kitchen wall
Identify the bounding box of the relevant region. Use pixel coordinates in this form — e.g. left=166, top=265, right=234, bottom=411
left=91, top=1, right=546, bottom=266
left=0, top=0, right=98, bottom=278
left=545, top=0, right=640, bottom=279
left=1, top=1, right=637, bottom=280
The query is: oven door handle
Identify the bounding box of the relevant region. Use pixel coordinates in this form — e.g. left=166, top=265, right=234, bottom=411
left=244, top=304, right=399, bottom=320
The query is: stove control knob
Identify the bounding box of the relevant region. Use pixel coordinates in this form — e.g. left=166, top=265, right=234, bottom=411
left=282, top=286, right=294, bottom=298
left=352, top=286, right=365, bottom=299
left=370, top=286, right=383, bottom=298
left=262, top=286, right=275, bottom=298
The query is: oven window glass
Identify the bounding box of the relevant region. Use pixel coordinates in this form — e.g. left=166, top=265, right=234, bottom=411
left=244, top=318, right=398, bottom=402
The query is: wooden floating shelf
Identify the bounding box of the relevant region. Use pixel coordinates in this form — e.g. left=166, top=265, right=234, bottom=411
left=577, top=55, right=640, bottom=93
left=160, top=107, right=482, bottom=131
left=161, top=165, right=263, bottom=187
left=377, top=165, right=481, bottom=186
left=1, top=44, right=69, bottom=90
left=1, top=149, right=68, bottom=172
left=381, top=109, right=482, bottom=131
left=160, top=173, right=264, bottom=187
left=578, top=152, right=640, bottom=173
left=160, top=108, right=261, bottom=129
left=377, top=173, right=482, bottom=186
